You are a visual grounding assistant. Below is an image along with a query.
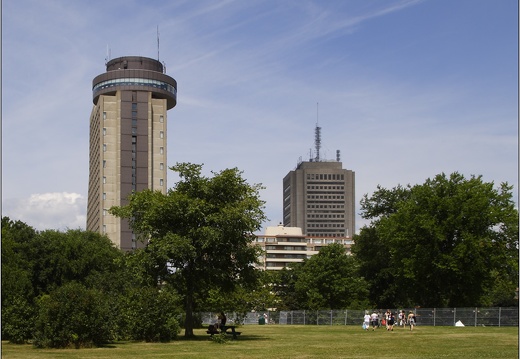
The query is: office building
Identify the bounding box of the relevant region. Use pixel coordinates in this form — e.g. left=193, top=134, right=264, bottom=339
left=86, top=56, right=177, bottom=250
left=282, top=125, right=355, bottom=237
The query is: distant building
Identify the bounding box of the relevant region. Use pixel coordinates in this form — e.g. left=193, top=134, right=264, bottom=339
left=86, top=56, right=177, bottom=250
left=253, top=224, right=353, bottom=270
left=283, top=160, right=355, bottom=237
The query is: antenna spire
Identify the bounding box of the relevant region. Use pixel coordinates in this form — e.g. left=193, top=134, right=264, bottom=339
left=314, top=102, right=321, bottom=162
left=157, top=25, right=160, bottom=61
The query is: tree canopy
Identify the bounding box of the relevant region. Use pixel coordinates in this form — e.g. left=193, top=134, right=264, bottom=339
left=290, top=243, right=369, bottom=310
left=353, top=172, right=519, bottom=308
left=110, top=162, right=267, bottom=337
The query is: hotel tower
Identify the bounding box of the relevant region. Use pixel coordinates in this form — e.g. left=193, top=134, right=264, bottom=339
left=87, top=56, right=177, bottom=250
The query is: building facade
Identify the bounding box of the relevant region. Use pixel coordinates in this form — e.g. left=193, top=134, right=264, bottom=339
left=253, top=224, right=353, bottom=270
left=283, top=161, right=355, bottom=237
left=86, top=56, right=177, bottom=250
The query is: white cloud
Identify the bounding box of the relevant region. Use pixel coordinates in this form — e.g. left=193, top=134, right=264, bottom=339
left=3, top=193, right=87, bottom=231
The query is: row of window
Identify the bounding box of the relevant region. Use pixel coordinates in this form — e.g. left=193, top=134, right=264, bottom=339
left=306, top=173, right=345, bottom=180
left=308, top=223, right=345, bottom=228
left=102, top=112, right=165, bottom=124
left=307, top=214, right=345, bottom=219
left=307, top=185, right=344, bottom=190
left=307, top=195, right=345, bottom=200
left=93, top=77, right=177, bottom=97
left=307, top=204, right=345, bottom=209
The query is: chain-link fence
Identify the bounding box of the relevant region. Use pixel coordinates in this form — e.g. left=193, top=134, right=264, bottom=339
left=199, top=307, right=518, bottom=327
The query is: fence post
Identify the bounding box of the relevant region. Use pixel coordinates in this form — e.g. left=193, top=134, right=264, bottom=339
left=330, top=310, right=333, bottom=326
left=498, top=307, right=501, bottom=327
left=453, top=308, right=456, bottom=326
left=345, top=309, right=348, bottom=326
left=303, top=310, right=306, bottom=325
left=475, top=307, right=477, bottom=327
left=433, top=308, right=436, bottom=327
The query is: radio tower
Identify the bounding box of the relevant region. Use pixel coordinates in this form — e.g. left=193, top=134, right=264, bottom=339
left=314, top=102, right=321, bottom=162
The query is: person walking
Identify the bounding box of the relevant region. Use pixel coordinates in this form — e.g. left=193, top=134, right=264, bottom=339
left=370, top=311, right=379, bottom=331
left=363, top=312, right=370, bottom=331
left=408, top=311, right=416, bottom=331
left=387, top=312, right=395, bottom=331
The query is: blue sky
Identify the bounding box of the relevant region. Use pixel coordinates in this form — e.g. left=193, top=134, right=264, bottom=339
left=2, top=0, right=518, bottom=233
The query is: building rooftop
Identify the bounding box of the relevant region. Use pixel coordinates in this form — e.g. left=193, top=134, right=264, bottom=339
left=264, top=224, right=303, bottom=236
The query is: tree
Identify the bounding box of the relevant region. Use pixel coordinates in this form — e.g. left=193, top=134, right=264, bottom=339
left=121, top=286, right=182, bottom=342
left=1, top=218, right=128, bottom=344
left=33, top=282, right=113, bottom=348
left=353, top=172, right=519, bottom=307
left=110, top=163, right=267, bottom=337
left=290, top=243, right=369, bottom=310
left=22, top=229, right=123, bottom=296
left=1, top=218, right=37, bottom=343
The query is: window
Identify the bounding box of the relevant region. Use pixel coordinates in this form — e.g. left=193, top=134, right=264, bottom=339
left=103, top=176, right=106, bottom=184
left=103, top=192, right=106, bottom=200
left=160, top=115, right=164, bottom=123
left=160, top=131, right=164, bottom=139
left=160, top=179, right=164, bottom=186
left=160, top=163, right=164, bottom=170
left=103, top=144, right=107, bottom=152
left=160, top=147, right=164, bottom=154
left=103, top=128, right=106, bottom=136
left=103, top=160, right=106, bottom=168
left=103, top=112, right=106, bottom=120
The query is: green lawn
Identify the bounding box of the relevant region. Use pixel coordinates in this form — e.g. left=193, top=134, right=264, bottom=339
left=2, top=325, right=518, bottom=359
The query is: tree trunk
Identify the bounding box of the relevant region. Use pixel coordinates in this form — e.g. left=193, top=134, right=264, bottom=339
left=184, top=272, right=195, bottom=338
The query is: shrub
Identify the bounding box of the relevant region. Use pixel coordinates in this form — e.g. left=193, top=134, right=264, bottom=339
left=33, top=282, right=113, bottom=348
left=1, top=295, right=36, bottom=344
left=122, top=286, right=181, bottom=342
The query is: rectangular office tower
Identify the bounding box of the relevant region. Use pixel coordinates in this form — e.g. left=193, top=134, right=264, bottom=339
left=87, top=56, right=177, bottom=250
left=283, top=161, right=355, bottom=237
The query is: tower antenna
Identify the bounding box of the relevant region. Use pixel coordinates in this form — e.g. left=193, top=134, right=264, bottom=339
left=315, top=102, right=321, bottom=162
left=157, top=25, right=160, bottom=61
left=105, top=45, right=111, bottom=65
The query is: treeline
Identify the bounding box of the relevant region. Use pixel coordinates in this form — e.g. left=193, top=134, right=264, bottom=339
left=1, top=218, right=182, bottom=347
left=2, top=169, right=518, bottom=347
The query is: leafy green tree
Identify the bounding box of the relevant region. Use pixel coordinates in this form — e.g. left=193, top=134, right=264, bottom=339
left=290, top=243, right=369, bottom=310
left=2, top=218, right=128, bottom=344
left=33, top=282, right=113, bottom=348
left=1, top=217, right=37, bottom=343
left=28, top=229, right=123, bottom=296
left=121, top=286, right=182, bottom=342
left=110, top=163, right=267, bottom=337
left=353, top=172, right=518, bottom=307
left=271, top=267, right=301, bottom=310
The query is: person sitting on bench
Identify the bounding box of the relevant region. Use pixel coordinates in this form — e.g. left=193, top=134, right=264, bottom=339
left=217, top=312, right=227, bottom=331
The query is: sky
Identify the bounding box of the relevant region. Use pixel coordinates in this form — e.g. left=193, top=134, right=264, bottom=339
left=2, top=0, right=518, bottom=234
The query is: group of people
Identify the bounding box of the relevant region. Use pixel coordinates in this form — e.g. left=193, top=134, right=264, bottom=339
left=363, top=310, right=416, bottom=331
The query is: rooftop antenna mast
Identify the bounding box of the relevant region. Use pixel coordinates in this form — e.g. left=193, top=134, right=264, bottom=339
left=157, top=25, right=160, bottom=61
left=314, top=102, right=321, bottom=162
left=105, top=45, right=111, bottom=65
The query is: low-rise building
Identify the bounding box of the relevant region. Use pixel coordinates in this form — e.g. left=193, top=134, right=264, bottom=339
left=253, top=224, right=353, bottom=270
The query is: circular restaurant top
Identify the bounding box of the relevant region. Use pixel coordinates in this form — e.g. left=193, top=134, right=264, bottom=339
left=92, top=56, right=177, bottom=110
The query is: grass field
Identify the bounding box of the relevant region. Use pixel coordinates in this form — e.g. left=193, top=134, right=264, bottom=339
left=2, top=325, right=518, bottom=359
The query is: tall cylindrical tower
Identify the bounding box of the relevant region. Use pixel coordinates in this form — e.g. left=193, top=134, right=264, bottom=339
left=87, top=56, right=177, bottom=250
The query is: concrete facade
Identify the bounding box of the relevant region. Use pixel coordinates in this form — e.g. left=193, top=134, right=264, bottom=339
left=253, top=224, right=353, bottom=270
left=283, top=161, right=355, bottom=238
left=87, top=56, right=177, bottom=250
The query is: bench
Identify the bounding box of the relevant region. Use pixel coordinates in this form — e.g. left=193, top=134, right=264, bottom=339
left=206, top=325, right=242, bottom=339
